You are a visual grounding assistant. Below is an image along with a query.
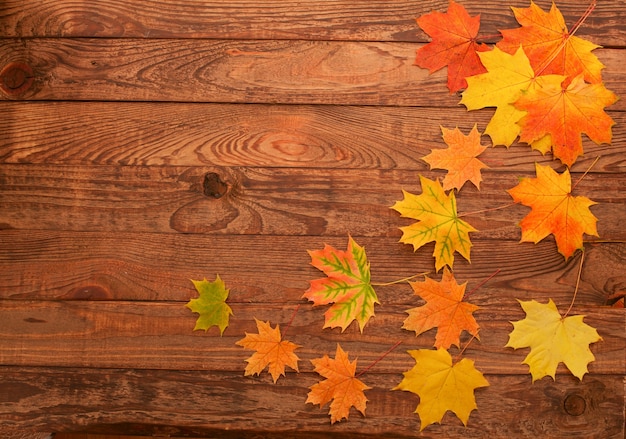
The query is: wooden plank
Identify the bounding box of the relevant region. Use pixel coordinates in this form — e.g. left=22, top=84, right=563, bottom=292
left=0, top=298, right=622, bottom=374
left=0, top=367, right=623, bottom=438
left=0, top=39, right=624, bottom=108
left=0, top=164, right=624, bottom=238
left=1, top=102, right=624, bottom=172
left=1, top=231, right=623, bottom=306
left=0, top=0, right=624, bottom=46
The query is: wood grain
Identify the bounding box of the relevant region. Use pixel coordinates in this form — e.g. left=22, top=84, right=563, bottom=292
left=1, top=230, right=624, bottom=307
left=1, top=367, right=623, bottom=438
left=0, top=299, right=622, bottom=374
left=1, top=102, right=624, bottom=172
left=0, top=39, right=624, bottom=109
left=1, top=0, right=624, bottom=46
left=0, top=164, right=624, bottom=239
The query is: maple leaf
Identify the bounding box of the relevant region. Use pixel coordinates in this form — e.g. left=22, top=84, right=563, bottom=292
left=235, top=318, right=300, bottom=383
left=507, top=163, right=598, bottom=259
left=403, top=267, right=479, bottom=349
left=506, top=299, right=602, bottom=382
left=391, top=177, right=477, bottom=271
left=423, top=125, right=488, bottom=191
left=303, top=236, right=379, bottom=333
left=185, top=275, right=233, bottom=335
left=306, top=344, right=371, bottom=424
left=460, top=46, right=562, bottom=147
left=394, top=348, right=489, bottom=430
left=514, top=74, right=617, bottom=167
left=497, top=1, right=604, bottom=84
left=415, top=0, right=489, bottom=93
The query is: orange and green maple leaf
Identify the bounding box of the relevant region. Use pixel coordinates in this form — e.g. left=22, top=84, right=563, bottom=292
left=306, top=344, right=371, bottom=424
left=185, top=275, right=233, bottom=335
left=394, top=348, right=489, bottom=430
left=507, top=163, right=598, bottom=259
left=497, top=0, right=604, bottom=84
left=423, top=125, right=488, bottom=191
left=303, top=236, right=379, bottom=333
left=391, top=177, right=477, bottom=271
left=514, top=74, right=617, bottom=167
left=506, top=299, right=602, bottom=382
left=415, top=0, right=489, bottom=93
left=236, top=318, right=300, bottom=383
left=403, top=267, right=479, bottom=349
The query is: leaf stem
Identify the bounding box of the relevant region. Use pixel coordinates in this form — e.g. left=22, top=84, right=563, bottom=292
left=572, top=155, right=600, bottom=191
left=372, top=272, right=430, bottom=286
left=464, top=268, right=501, bottom=299
left=282, top=304, right=300, bottom=338
left=458, top=202, right=517, bottom=218
left=454, top=332, right=478, bottom=364
left=563, top=250, right=585, bottom=318
left=356, top=340, right=402, bottom=378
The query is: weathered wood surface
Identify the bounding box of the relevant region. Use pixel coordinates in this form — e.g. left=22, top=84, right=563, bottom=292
left=1, top=0, right=624, bottom=438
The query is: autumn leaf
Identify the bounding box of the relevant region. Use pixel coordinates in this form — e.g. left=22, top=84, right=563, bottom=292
left=391, top=177, right=477, bottom=271
left=507, top=163, right=598, bottom=259
left=497, top=0, right=604, bottom=84
left=236, top=318, right=300, bottom=383
left=460, top=46, right=562, bottom=147
left=306, top=344, right=371, bottom=424
left=185, top=275, right=233, bottom=335
left=514, top=74, right=617, bottom=167
left=403, top=267, right=479, bottom=349
left=303, top=236, right=379, bottom=333
left=423, top=125, right=488, bottom=191
left=415, top=0, right=489, bottom=93
left=394, top=348, right=489, bottom=430
left=506, top=299, right=602, bottom=382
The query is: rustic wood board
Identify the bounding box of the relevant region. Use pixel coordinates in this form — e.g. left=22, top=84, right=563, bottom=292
left=0, top=0, right=624, bottom=438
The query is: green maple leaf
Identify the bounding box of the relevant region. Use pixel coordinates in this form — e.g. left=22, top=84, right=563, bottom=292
left=303, top=236, right=379, bottom=333
left=391, top=176, right=477, bottom=271
left=185, top=274, right=233, bottom=335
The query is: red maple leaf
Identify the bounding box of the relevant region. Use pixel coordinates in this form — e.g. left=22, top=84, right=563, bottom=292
left=415, top=0, right=489, bottom=93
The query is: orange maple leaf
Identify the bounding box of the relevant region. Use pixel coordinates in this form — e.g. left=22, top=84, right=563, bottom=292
left=306, top=344, right=370, bottom=424
left=415, top=0, right=489, bottom=93
left=507, top=163, right=598, bottom=259
left=402, top=267, right=479, bottom=349
left=497, top=1, right=604, bottom=83
left=423, top=125, right=488, bottom=191
left=236, top=318, right=300, bottom=383
left=303, top=236, right=379, bottom=333
left=514, top=74, right=616, bottom=167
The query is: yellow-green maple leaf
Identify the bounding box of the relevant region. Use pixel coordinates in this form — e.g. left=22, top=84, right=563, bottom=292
left=394, top=348, right=489, bottom=430
left=185, top=275, right=233, bottom=335
left=506, top=299, right=602, bottom=382
left=460, top=46, right=561, bottom=146
left=391, top=177, right=477, bottom=271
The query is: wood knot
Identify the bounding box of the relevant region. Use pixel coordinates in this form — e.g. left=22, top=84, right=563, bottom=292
left=202, top=172, right=228, bottom=198
left=563, top=393, right=586, bottom=416
left=0, top=62, right=34, bottom=97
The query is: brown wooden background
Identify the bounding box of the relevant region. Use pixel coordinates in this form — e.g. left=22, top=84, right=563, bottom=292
left=1, top=1, right=624, bottom=438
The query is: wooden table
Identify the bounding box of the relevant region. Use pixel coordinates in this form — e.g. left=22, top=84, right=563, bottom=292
left=1, top=1, right=624, bottom=437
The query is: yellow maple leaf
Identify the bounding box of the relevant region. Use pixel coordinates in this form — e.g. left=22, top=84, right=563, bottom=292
left=403, top=267, right=479, bottom=349
left=422, top=125, right=488, bottom=191
left=306, top=344, right=370, bottom=424
left=460, top=46, right=562, bottom=147
left=235, top=318, right=300, bottom=383
left=394, top=348, right=489, bottom=430
left=506, top=299, right=602, bottom=382
left=391, top=177, right=477, bottom=271
left=507, top=163, right=598, bottom=259
left=185, top=275, right=233, bottom=335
